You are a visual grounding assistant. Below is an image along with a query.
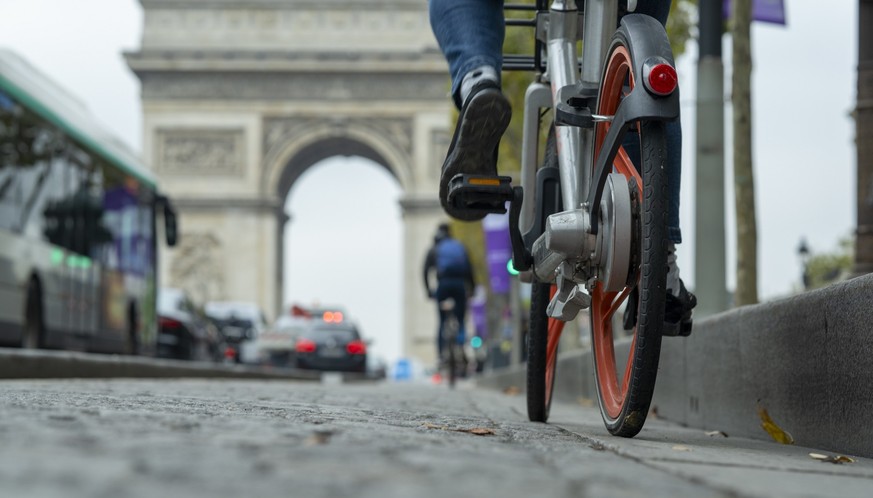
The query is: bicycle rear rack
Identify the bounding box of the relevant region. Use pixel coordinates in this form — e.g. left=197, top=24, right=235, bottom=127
left=502, top=2, right=546, bottom=72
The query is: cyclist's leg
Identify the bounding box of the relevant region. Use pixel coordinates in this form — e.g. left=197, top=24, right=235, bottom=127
left=435, top=285, right=450, bottom=362
left=429, top=0, right=505, bottom=107
left=429, top=0, right=512, bottom=221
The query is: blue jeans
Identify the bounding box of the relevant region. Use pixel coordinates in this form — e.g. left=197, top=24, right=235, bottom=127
left=429, top=0, right=682, bottom=243
left=435, top=278, right=468, bottom=359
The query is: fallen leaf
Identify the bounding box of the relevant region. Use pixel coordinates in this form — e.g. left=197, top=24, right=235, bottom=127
left=503, top=386, right=521, bottom=396
left=672, top=445, right=692, bottom=452
left=705, top=430, right=728, bottom=438
left=578, top=397, right=595, bottom=408
left=304, top=430, right=334, bottom=446
left=809, top=452, right=855, bottom=464
left=757, top=405, right=794, bottom=445
left=421, top=423, right=495, bottom=436
left=464, top=428, right=496, bottom=436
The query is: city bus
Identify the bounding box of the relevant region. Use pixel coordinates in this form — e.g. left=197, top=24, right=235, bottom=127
left=0, top=49, right=177, bottom=355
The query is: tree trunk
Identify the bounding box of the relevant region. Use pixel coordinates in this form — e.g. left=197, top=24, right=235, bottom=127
left=732, top=0, right=759, bottom=305
left=855, top=0, right=873, bottom=275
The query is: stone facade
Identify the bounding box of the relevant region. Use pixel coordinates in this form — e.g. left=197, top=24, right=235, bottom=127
left=127, top=0, right=452, bottom=365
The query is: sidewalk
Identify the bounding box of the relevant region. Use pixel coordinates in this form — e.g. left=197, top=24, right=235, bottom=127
left=477, top=273, right=873, bottom=458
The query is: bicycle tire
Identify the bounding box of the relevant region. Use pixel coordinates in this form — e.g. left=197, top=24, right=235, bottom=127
left=445, top=315, right=458, bottom=388
left=527, top=282, right=565, bottom=421
left=589, top=30, right=669, bottom=437
left=526, top=128, right=566, bottom=422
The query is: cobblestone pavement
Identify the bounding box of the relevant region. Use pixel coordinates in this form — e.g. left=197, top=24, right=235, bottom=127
left=1, top=378, right=871, bottom=498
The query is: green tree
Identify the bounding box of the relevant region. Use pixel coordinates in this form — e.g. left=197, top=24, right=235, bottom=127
left=804, top=237, right=854, bottom=290
left=731, top=0, right=759, bottom=306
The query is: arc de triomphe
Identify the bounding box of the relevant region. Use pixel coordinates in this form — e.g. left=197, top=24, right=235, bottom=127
left=126, top=0, right=452, bottom=363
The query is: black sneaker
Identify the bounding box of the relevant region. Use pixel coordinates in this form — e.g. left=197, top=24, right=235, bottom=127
left=663, top=280, right=696, bottom=337
left=439, top=81, right=511, bottom=221
left=621, top=280, right=696, bottom=337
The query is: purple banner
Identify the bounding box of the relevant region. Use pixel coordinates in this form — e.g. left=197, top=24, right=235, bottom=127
left=482, top=208, right=512, bottom=295
left=723, top=0, right=786, bottom=25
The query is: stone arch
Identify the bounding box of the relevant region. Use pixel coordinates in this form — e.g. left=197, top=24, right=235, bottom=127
left=263, top=120, right=413, bottom=198
left=128, top=0, right=453, bottom=366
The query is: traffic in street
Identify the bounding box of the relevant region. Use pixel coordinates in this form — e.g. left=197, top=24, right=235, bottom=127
left=2, top=378, right=871, bottom=498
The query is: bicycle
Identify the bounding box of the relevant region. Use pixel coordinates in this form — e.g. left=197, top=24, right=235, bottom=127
left=448, top=0, right=678, bottom=436
left=438, top=298, right=466, bottom=388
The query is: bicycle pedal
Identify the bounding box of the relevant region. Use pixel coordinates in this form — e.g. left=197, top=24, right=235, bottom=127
left=447, top=174, right=514, bottom=216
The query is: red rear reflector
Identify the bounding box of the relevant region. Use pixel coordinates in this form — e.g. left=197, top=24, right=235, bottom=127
left=646, top=63, right=678, bottom=96
left=295, top=338, right=317, bottom=353
left=346, top=341, right=366, bottom=355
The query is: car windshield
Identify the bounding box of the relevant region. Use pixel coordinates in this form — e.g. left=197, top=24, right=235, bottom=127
left=304, top=326, right=358, bottom=343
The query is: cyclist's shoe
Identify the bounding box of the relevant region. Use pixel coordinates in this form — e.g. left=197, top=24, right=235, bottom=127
left=663, top=280, right=697, bottom=337
left=439, top=81, right=512, bottom=221
left=621, top=280, right=696, bottom=337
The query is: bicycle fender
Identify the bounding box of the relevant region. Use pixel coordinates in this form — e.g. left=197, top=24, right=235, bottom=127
left=614, top=13, right=680, bottom=122
left=587, top=14, right=678, bottom=234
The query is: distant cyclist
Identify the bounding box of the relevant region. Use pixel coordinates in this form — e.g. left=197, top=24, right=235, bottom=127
left=423, top=223, right=475, bottom=365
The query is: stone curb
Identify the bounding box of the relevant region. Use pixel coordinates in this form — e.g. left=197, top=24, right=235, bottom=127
left=477, top=273, right=873, bottom=458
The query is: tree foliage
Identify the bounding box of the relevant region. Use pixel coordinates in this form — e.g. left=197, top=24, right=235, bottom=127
left=804, top=237, right=854, bottom=290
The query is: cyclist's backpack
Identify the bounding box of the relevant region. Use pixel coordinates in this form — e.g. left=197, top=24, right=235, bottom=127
left=435, top=239, right=470, bottom=278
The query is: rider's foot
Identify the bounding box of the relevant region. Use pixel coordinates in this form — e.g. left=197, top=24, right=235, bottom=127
left=663, top=279, right=696, bottom=337
left=439, top=75, right=511, bottom=221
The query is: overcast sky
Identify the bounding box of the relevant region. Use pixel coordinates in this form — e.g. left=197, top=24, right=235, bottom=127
left=0, top=1, right=860, bottom=364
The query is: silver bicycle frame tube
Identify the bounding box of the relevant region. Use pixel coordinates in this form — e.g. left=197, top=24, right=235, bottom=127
left=547, top=0, right=582, bottom=212
left=520, top=82, right=552, bottom=234
left=545, top=0, right=618, bottom=213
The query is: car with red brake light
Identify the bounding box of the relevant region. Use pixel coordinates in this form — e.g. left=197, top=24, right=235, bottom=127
left=294, top=322, right=368, bottom=373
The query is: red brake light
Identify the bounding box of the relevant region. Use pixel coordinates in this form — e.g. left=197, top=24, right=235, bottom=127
left=159, top=317, right=182, bottom=329
left=295, top=338, right=317, bottom=353
left=321, top=311, right=344, bottom=323
left=346, top=340, right=366, bottom=355
left=645, top=62, right=677, bottom=96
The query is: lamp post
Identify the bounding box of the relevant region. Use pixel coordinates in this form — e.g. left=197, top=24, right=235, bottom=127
left=797, top=237, right=810, bottom=290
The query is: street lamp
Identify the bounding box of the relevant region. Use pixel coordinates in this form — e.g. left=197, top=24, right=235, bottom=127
left=797, top=237, right=810, bottom=290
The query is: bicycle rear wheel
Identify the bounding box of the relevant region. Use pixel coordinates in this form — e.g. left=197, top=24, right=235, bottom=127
left=527, top=282, right=565, bottom=422
left=589, top=30, right=669, bottom=437
left=526, top=128, right=566, bottom=422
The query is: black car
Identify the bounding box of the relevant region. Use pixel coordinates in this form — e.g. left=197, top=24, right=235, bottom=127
left=294, top=323, right=367, bottom=373
left=156, top=288, right=224, bottom=361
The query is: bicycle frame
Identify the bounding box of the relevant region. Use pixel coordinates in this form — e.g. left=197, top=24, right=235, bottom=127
left=515, top=0, right=678, bottom=320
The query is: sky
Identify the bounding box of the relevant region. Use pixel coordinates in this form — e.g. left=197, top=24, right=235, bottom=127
left=0, top=1, right=860, bottom=364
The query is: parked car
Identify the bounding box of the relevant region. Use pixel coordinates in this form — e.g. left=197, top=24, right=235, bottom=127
left=205, top=301, right=267, bottom=364
left=294, top=322, right=368, bottom=373
left=257, top=314, right=311, bottom=367
left=157, top=288, right=223, bottom=361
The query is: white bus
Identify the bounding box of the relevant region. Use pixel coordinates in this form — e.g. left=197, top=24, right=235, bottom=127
left=0, top=49, right=177, bottom=354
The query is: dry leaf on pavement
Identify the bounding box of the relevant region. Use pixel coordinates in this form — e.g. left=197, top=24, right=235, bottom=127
left=421, top=423, right=496, bottom=436
left=705, top=430, right=728, bottom=438
left=463, top=428, right=496, bottom=436
left=809, top=453, right=855, bottom=464
left=757, top=405, right=795, bottom=445
left=672, top=445, right=692, bottom=452
left=503, top=386, right=521, bottom=396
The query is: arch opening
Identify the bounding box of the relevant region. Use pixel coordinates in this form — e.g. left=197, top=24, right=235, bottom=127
left=279, top=143, right=404, bottom=368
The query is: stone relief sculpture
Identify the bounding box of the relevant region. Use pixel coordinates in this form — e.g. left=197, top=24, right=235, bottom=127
left=169, top=231, right=225, bottom=305
left=157, top=129, right=243, bottom=176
